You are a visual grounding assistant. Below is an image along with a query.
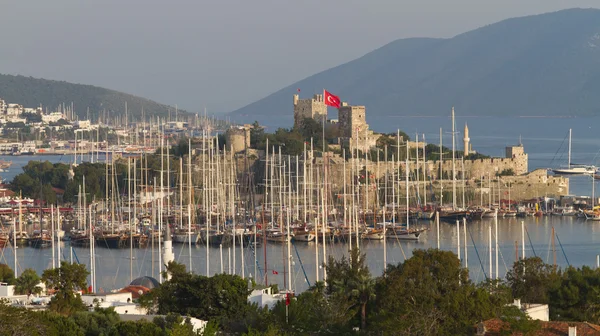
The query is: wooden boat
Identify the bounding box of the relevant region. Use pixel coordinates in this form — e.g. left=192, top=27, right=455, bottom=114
left=439, top=210, right=470, bottom=222
left=292, top=229, right=315, bottom=242
left=361, top=228, right=384, bottom=240
left=123, top=232, right=148, bottom=248
left=69, top=230, right=90, bottom=247
left=264, top=229, right=290, bottom=243
left=95, top=232, right=125, bottom=249
left=172, top=229, right=200, bottom=244
left=29, top=230, right=52, bottom=248
left=10, top=231, right=29, bottom=246
left=0, top=232, right=8, bottom=248
left=481, top=208, right=498, bottom=219
left=385, top=226, right=427, bottom=241
left=200, top=229, right=232, bottom=246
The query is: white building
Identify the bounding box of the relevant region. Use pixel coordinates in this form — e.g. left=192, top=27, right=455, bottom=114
left=81, top=292, right=147, bottom=315
left=6, top=104, right=23, bottom=116
left=247, top=287, right=287, bottom=309
left=42, top=112, right=65, bottom=124
left=512, top=299, right=549, bottom=321
left=75, top=120, right=91, bottom=130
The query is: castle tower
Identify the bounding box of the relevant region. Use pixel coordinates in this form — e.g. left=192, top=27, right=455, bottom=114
left=225, top=125, right=251, bottom=153
left=338, top=103, right=367, bottom=138
left=293, top=94, right=328, bottom=129
left=463, top=123, right=470, bottom=157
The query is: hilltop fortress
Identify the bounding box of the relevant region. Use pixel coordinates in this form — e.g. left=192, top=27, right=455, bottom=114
left=223, top=94, right=569, bottom=202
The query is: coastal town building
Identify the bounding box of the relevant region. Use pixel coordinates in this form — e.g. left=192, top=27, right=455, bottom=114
left=6, top=104, right=23, bottom=116
left=42, top=112, right=65, bottom=123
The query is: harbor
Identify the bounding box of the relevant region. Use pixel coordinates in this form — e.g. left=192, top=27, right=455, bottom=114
left=0, top=215, right=597, bottom=294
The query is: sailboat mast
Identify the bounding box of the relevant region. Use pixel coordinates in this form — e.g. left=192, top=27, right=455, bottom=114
left=312, top=139, right=319, bottom=283
left=287, top=156, right=292, bottom=292
left=264, top=139, right=269, bottom=284
left=344, top=148, right=350, bottom=251
left=452, top=107, right=456, bottom=210
left=187, top=144, right=193, bottom=273
left=415, top=133, right=419, bottom=208
left=439, top=128, right=443, bottom=206
left=13, top=217, right=17, bottom=277
left=128, top=159, right=132, bottom=282
left=422, top=134, right=427, bottom=207
left=568, top=128, right=572, bottom=169
left=383, top=146, right=387, bottom=270
left=406, top=141, right=410, bottom=231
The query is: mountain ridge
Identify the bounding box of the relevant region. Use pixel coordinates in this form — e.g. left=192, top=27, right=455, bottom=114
left=0, top=74, right=186, bottom=119
left=230, top=8, right=600, bottom=122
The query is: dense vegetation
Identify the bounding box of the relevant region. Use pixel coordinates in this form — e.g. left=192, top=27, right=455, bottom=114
left=0, top=262, right=207, bottom=336
left=0, top=74, right=185, bottom=119
left=9, top=152, right=185, bottom=204
left=3, top=251, right=600, bottom=335
left=0, top=304, right=204, bottom=336
left=249, top=120, right=490, bottom=163
left=138, top=249, right=541, bottom=335
left=138, top=251, right=600, bottom=335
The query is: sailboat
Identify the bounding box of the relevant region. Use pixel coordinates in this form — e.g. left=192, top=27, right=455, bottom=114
left=11, top=197, right=29, bottom=246
left=552, top=129, right=596, bottom=175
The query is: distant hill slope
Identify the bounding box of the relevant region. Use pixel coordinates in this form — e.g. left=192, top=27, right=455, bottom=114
left=0, top=74, right=185, bottom=118
left=230, top=8, right=600, bottom=120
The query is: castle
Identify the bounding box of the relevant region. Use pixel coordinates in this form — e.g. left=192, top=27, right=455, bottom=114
left=293, top=94, right=377, bottom=151
left=293, top=94, right=327, bottom=128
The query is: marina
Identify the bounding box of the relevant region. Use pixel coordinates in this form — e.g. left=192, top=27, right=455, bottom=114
left=0, top=215, right=596, bottom=294
left=1, top=114, right=600, bottom=295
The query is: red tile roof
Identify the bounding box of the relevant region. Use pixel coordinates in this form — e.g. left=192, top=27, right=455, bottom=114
left=477, top=318, right=600, bottom=335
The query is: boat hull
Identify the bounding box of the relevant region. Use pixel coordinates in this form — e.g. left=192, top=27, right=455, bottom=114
left=95, top=235, right=124, bottom=249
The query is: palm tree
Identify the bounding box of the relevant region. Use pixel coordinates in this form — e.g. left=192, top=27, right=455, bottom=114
left=15, top=268, right=42, bottom=299
left=349, top=272, right=376, bottom=331
left=328, top=247, right=376, bottom=331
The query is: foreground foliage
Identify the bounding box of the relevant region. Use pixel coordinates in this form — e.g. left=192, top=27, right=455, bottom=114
left=0, top=304, right=201, bottom=336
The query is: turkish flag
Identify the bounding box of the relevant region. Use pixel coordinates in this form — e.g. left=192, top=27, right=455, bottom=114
left=272, top=270, right=279, bottom=275
left=285, top=292, right=291, bottom=306
left=324, top=90, right=341, bottom=108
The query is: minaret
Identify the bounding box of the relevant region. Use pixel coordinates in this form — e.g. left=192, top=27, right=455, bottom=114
left=163, top=220, right=175, bottom=280
left=463, top=123, right=470, bottom=157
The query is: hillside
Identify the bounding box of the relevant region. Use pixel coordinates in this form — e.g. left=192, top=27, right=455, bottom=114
left=0, top=74, right=185, bottom=118
left=230, top=8, right=600, bottom=121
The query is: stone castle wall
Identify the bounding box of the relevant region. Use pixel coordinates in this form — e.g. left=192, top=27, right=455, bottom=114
left=338, top=104, right=367, bottom=138
left=225, top=126, right=250, bottom=153
left=293, top=94, right=327, bottom=128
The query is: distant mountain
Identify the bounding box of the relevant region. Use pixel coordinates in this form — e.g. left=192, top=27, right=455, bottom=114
left=230, top=8, right=600, bottom=122
left=0, top=74, right=185, bottom=118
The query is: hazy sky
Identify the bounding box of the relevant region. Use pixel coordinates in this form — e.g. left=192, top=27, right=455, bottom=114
left=0, top=1, right=598, bottom=114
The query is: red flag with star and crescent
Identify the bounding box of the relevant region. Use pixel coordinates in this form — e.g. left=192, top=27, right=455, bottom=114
left=324, top=90, right=341, bottom=108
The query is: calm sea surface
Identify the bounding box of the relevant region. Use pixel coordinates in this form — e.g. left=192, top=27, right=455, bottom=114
left=2, top=116, right=600, bottom=292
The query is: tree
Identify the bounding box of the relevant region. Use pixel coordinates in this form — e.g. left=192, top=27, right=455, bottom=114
left=14, top=269, right=42, bottom=298
left=42, top=262, right=89, bottom=315
left=326, top=247, right=375, bottom=331
left=548, top=265, right=600, bottom=322
left=70, top=307, right=120, bottom=336
left=250, top=121, right=266, bottom=149
left=107, top=321, right=163, bottom=336
left=0, top=264, right=15, bottom=285
left=506, top=257, right=560, bottom=304
left=140, top=262, right=251, bottom=325
left=372, top=249, right=504, bottom=335
left=496, top=168, right=515, bottom=176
